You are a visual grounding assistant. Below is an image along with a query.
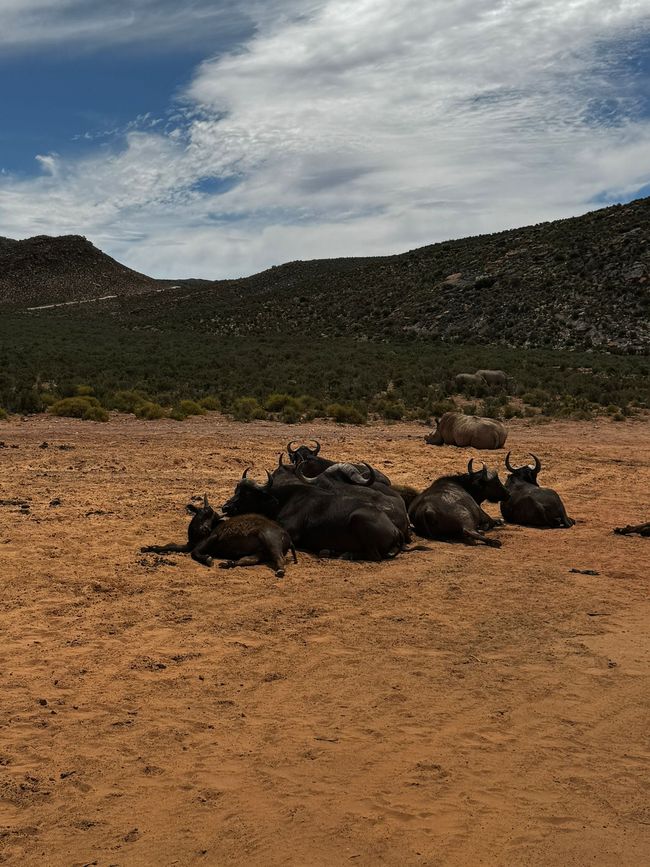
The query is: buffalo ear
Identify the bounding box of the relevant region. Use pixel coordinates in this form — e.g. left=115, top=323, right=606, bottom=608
left=186, top=503, right=199, bottom=514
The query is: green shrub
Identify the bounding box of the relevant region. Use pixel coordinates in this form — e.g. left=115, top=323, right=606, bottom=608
left=0, top=408, right=8, bottom=420
left=110, top=390, right=149, bottom=413
left=49, top=396, right=108, bottom=422
left=612, top=412, right=625, bottom=422
left=199, top=396, right=221, bottom=411
left=326, top=403, right=367, bottom=424
left=502, top=403, right=522, bottom=419
left=135, top=401, right=167, bottom=420
left=430, top=399, right=456, bottom=417
left=82, top=403, right=110, bottom=422
left=264, top=393, right=299, bottom=412
left=280, top=405, right=300, bottom=424
left=75, top=384, right=95, bottom=396
left=230, top=397, right=266, bottom=422
left=178, top=399, right=206, bottom=417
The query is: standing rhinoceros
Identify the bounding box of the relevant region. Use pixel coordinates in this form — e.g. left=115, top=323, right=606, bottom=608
left=454, top=372, right=487, bottom=389
left=475, top=369, right=509, bottom=387
left=425, top=412, right=508, bottom=450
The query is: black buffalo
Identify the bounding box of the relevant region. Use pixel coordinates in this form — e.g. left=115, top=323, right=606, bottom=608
left=286, top=440, right=392, bottom=485
left=408, top=460, right=508, bottom=547
left=142, top=494, right=297, bottom=576
left=222, top=466, right=403, bottom=561
left=289, top=458, right=411, bottom=541
left=500, top=453, right=575, bottom=529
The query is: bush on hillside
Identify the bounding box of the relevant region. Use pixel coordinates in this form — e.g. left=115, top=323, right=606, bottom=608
left=49, top=396, right=108, bottom=422
left=326, top=403, right=367, bottom=425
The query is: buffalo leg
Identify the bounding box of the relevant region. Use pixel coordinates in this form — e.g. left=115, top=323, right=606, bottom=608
left=190, top=538, right=214, bottom=567
left=141, top=542, right=190, bottom=554
left=463, top=528, right=502, bottom=548
left=218, top=555, right=261, bottom=570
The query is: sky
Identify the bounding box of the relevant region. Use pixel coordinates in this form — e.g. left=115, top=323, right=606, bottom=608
left=1, top=0, right=650, bottom=279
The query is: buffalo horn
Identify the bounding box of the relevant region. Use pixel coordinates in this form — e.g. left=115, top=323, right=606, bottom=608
left=287, top=441, right=299, bottom=457
left=310, top=440, right=321, bottom=455
left=203, top=493, right=210, bottom=509
left=505, top=451, right=515, bottom=472
left=529, top=453, right=541, bottom=473
left=360, top=463, right=376, bottom=486
left=296, top=464, right=317, bottom=485
left=241, top=467, right=251, bottom=479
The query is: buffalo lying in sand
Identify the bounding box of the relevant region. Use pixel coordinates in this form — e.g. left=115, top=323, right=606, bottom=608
left=425, top=412, right=507, bottom=449
left=614, top=522, right=650, bottom=537
left=500, top=454, right=574, bottom=529
left=142, top=494, right=297, bottom=576
left=408, top=460, right=508, bottom=547
left=222, top=466, right=404, bottom=561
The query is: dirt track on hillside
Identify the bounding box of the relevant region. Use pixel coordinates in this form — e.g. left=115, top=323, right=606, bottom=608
left=0, top=415, right=648, bottom=866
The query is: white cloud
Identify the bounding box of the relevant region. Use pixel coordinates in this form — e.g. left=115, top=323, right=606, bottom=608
left=1, top=0, right=650, bottom=277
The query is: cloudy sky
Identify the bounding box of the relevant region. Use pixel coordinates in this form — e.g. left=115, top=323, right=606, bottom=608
left=1, top=1, right=650, bottom=278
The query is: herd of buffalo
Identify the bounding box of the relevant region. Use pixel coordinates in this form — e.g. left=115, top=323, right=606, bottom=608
left=143, top=434, right=579, bottom=577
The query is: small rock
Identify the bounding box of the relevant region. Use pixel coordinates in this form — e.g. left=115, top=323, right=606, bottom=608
left=39, top=442, right=49, bottom=449
left=38, top=698, right=48, bottom=706
left=49, top=498, right=62, bottom=507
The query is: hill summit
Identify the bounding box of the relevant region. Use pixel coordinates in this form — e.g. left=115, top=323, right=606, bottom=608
left=0, top=234, right=159, bottom=309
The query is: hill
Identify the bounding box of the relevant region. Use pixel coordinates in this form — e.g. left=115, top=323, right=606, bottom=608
left=0, top=234, right=161, bottom=309
left=2, top=197, right=650, bottom=352
left=157, top=197, right=649, bottom=353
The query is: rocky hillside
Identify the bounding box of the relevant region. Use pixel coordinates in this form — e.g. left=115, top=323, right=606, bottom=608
left=0, top=234, right=161, bottom=308
left=174, top=197, right=649, bottom=353
left=6, top=197, right=650, bottom=351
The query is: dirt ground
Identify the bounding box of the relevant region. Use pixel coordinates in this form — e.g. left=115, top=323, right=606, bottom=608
left=0, top=413, right=648, bottom=867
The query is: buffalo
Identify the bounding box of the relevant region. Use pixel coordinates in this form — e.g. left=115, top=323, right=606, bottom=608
left=408, top=460, right=508, bottom=547
left=425, top=412, right=507, bottom=449
left=500, top=453, right=575, bottom=529
left=475, top=369, right=509, bottom=387
left=222, top=466, right=403, bottom=561
left=614, top=521, right=650, bottom=537
left=289, top=459, right=411, bottom=541
left=142, top=494, right=297, bottom=576
left=286, top=440, right=392, bottom=485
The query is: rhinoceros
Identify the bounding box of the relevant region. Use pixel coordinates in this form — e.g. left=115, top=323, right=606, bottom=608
left=475, top=369, right=509, bottom=387
left=425, top=412, right=507, bottom=450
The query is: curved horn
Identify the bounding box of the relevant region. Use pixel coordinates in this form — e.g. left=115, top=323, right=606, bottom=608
left=310, top=439, right=321, bottom=455
left=468, top=458, right=475, bottom=474
left=241, top=466, right=251, bottom=479
left=505, top=451, right=515, bottom=472
left=529, top=453, right=541, bottom=474
left=287, top=441, right=299, bottom=457
left=360, top=462, right=376, bottom=486
left=203, top=493, right=210, bottom=509
left=468, top=459, right=486, bottom=475
left=295, top=463, right=318, bottom=485
left=265, top=470, right=273, bottom=488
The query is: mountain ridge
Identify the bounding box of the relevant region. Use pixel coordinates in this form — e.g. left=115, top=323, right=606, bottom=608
left=4, top=197, right=650, bottom=352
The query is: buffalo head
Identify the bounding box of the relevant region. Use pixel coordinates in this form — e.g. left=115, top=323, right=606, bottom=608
left=186, top=493, right=221, bottom=546
left=466, top=459, right=509, bottom=503
left=287, top=440, right=321, bottom=465
left=221, top=467, right=279, bottom=518
left=505, top=452, right=541, bottom=485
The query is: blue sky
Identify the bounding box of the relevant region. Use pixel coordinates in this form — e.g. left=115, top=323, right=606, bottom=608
left=1, top=1, right=650, bottom=279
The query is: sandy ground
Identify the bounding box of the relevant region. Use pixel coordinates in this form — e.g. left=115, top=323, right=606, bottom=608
left=0, top=413, right=648, bottom=867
